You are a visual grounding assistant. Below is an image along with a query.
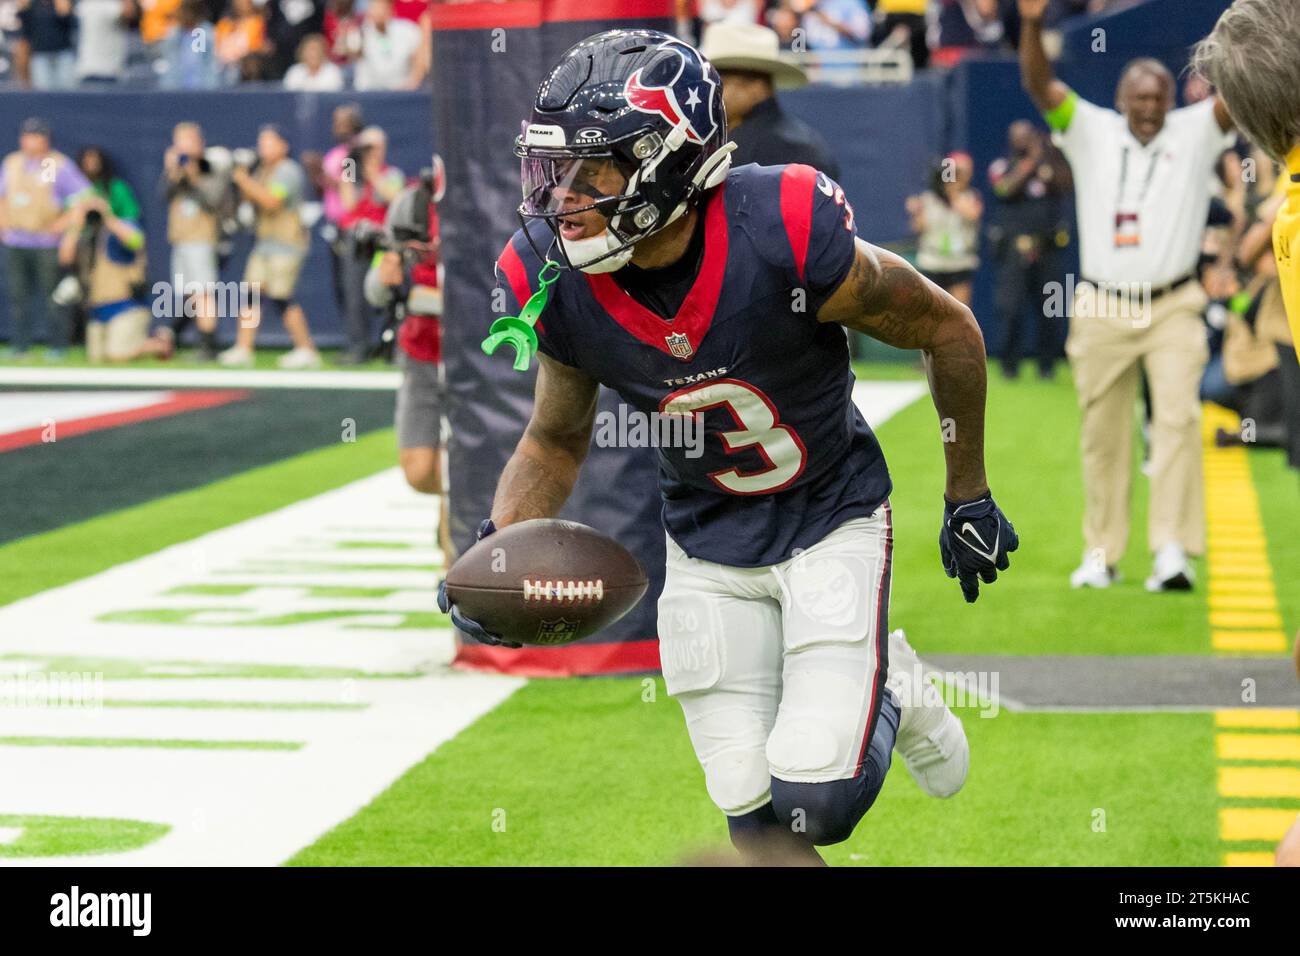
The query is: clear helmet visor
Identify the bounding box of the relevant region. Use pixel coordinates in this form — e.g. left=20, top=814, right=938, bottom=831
left=519, top=153, right=635, bottom=224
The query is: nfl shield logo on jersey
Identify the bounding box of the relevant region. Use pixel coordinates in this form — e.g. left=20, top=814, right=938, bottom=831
left=665, top=331, right=694, bottom=360
left=536, top=618, right=581, bottom=644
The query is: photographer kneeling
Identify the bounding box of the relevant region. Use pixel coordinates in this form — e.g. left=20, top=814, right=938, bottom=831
left=59, top=195, right=168, bottom=363
left=363, top=169, right=449, bottom=554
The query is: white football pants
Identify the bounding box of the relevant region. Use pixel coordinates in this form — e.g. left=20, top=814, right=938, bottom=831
left=657, top=504, right=893, bottom=816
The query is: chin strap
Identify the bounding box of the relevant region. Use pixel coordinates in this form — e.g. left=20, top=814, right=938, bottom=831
left=481, top=259, right=560, bottom=372
left=661, top=142, right=738, bottom=231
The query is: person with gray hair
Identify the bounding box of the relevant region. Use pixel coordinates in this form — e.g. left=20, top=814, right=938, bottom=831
left=1192, top=0, right=1300, bottom=351
left=1017, top=0, right=1235, bottom=594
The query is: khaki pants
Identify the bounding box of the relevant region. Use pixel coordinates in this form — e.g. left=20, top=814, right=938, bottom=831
left=1066, top=279, right=1209, bottom=565
left=86, top=307, right=150, bottom=363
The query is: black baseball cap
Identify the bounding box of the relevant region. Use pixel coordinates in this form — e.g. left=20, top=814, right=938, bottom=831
left=20, top=117, right=50, bottom=137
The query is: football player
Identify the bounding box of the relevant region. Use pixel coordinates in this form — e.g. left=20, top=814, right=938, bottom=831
left=439, top=30, right=1018, bottom=863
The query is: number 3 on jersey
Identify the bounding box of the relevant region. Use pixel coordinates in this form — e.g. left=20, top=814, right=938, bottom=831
left=660, top=378, right=808, bottom=495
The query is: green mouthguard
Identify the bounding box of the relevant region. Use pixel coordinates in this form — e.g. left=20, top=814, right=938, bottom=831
left=482, top=260, right=560, bottom=372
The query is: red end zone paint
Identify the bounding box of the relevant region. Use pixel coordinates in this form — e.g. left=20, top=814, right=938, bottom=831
left=453, top=638, right=662, bottom=677
left=0, top=390, right=251, bottom=453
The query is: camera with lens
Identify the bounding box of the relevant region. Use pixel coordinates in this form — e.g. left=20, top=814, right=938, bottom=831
left=347, top=141, right=374, bottom=171
left=231, top=147, right=259, bottom=174
left=178, top=152, right=213, bottom=175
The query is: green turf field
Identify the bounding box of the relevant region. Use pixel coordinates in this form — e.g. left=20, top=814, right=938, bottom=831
left=290, top=679, right=1223, bottom=866
left=2, top=361, right=1295, bottom=865
left=288, top=362, right=1295, bottom=866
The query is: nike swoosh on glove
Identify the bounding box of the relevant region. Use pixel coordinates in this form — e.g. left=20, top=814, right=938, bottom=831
left=938, top=493, right=1019, bottom=604
left=436, top=519, right=523, bottom=649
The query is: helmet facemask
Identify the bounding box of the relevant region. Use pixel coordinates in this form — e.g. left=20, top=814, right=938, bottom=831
left=516, top=124, right=734, bottom=274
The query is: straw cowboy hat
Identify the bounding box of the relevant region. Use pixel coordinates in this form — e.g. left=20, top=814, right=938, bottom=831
left=699, top=21, right=809, bottom=89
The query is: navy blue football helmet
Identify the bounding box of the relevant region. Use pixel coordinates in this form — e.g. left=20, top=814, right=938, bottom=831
left=515, top=29, right=735, bottom=273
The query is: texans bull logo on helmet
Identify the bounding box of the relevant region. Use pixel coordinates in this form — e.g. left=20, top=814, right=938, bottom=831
left=622, top=41, right=719, bottom=147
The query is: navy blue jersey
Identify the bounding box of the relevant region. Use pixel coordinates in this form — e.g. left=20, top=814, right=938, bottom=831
left=496, top=163, right=892, bottom=568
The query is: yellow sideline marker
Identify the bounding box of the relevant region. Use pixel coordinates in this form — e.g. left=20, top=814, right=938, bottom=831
left=1200, top=406, right=1285, bottom=656
left=1217, top=766, right=1300, bottom=798
left=1222, top=851, right=1274, bottom=867
left=1219, top=808, right=1298, bottom=841
left=1216, top=710, right=1300, bottom=730
left=1202, top=406, right=1298, bottom=867
left=1211, top=631, right=1288, bottom=652
left=1216, top=734, right=1300, bottom=762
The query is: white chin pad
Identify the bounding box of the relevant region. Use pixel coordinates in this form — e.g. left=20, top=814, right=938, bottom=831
left=563, top=231, right=634, bottom=274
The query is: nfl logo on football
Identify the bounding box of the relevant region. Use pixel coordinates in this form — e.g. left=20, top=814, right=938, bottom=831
left=535, top=618, right=581, bottom=645
left=665, top=332, right=693, bottom=359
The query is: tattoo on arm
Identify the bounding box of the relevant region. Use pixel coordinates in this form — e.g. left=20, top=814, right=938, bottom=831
left=491, top=354, right=599, bottom=527
left=818, top=241, right=990, bottom=501
left=822, top=241, right=954, bottom=348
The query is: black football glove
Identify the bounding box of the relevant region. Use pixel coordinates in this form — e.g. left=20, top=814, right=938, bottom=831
left=436, top=519, right=523, bottom=649
left=938, top=493, right=1019, bottom=604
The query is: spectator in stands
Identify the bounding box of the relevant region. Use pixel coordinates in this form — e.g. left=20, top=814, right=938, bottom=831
left=16, top=0, right=75, bottom=89
left=699, top=0, right=763, bottom=27
left=220, top=125, right=319, bottom=369
left=700, top=20, right=840, bottom=179
left=59, top=194, right=169, bottom=362
left=1018, top=0, right=1236, bottom=592
left=137, top=0, right=181, bottom=48
left=284, top=32, right=343, bottom=90
left=353, top=0, right=424, bottom=91
left=906, top=152, right=982, bottom=308
left=792, top=0, right=870, bottom=54
left=75, top=0, right=132, bottom=84
left=337, top=126, right=404, bottom=364
left=933, top=0, right=1020, bottom=67
left=264, top=0, right=325, bottom=80
left=215, top=0, right=266, bottom=84
left=159, top=122, right=231, bottom=362
left=323, top=0, right=362, bottom=67
left=391, top=0, right=429, bottom=26
left=988, top=120, right=1070, bottom=379
left=313, top=103, right=364, bottom=336
left=871, top=0, right=930, bottom=70
left=1044, top=0, right=1088, bottom=26
left=160, top=0, right=219, bottom=89
left=0, top=118, right=90, bottom=359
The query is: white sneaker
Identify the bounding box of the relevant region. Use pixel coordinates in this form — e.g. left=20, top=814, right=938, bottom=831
left=218, top=345, right=254, bottom=368
left=1145, top=543, right=1194, bottom=592
left=1070, top=554, right=1118, bottom=589
left=277, top=347, right=321, bottom=370
left=885, top=629, right=969, bottom=799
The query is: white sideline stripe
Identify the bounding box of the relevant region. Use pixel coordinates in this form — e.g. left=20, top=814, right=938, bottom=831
left=0, top=367, right=919, bottom=400
left=0, top=469, right=526, bottom=866
left=852, top=380, right=928, bottom=429
left=0, top=390, right=173, bottom=433
left=0, top=675, right=523, bottom=867
left=0, top=828, right=23, bottom=846
left=0, top=366, right=400, bottom=391
left=70, top=679, right=385, bottom=703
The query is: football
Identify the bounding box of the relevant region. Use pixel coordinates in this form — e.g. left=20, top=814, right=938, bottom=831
left=444, top=519, right=649, bottom=646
